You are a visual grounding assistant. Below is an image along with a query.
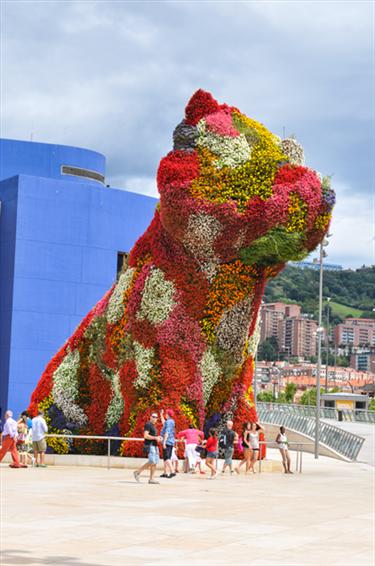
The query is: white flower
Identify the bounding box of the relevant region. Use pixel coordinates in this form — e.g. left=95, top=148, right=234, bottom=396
left=280, top=137, right=305, bottom=166
left=196, top=119, right=250, bottom=169
left=216, top=299, right=253, bottom=362
left=107, top=268, right=135, bottom=324
left=200, top=348, right=222, bottom=405
left=134, top=341, right=154, bottom=389
left=184, top=212, right=221, bottom=258
left=137, top=267, right=176, bottom=325
left=52, top=349, right=88, bottom=426
left=105, top=371, right=124, bottom=428
left=184, top=213, right=222, bottom=281
left=247, top=311, right=261, bottom=357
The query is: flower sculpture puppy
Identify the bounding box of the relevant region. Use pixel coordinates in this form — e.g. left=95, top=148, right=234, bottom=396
left=29, top=90, right=334, bottom=454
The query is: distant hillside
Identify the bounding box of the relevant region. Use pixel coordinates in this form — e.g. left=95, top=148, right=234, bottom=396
left=264, top=265, right=375, bottom=323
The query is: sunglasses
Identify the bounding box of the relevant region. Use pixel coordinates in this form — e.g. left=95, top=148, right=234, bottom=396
left=151, top=415, right=158, bottom=419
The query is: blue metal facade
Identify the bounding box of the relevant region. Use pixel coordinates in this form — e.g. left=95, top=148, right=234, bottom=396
left=0, top=139, right=157, bottom=419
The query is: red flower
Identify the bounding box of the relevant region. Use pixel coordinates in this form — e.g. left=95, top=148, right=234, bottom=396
left=185, top=89, right=220, bottom=125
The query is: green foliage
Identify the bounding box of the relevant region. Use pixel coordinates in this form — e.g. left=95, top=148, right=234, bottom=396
left=258, top=336, right=279, bottom=361
left=257, top=390, right=274, bottom=402
left=240, top=228, right=307, bottom=267
left=285, top=382, right=297, bottom=403
left=264, top=265, right=375, bottom=322
left=299, top=387, right=324, bottom=406
left=369, top=398, right=375, bottom=412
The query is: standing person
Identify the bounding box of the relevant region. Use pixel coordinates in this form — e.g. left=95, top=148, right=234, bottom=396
left=134, top=412, right=162, bottom=484
left=276, top=426, right=293, bottom=474
left=17, top=414, right=30, bottom=467
left=160, top=409, right=176, bottom=479
left=204, top=428, right=218, bottom=479
left=178, top=425, right=204, bottom=473
left=220, top=420, right=238, bottom=475
left=0, top=410, right=26, bottom=468
left=235, top=422, right=252, bottom=474
left=32, top=410, right=48, bottom=468
left=248, top=421, right=264, bottom=473
left=21, top=410, right=32, bottom=429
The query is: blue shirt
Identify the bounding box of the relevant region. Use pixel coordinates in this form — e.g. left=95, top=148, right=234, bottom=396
left=161, top=418, right=175, bottom=446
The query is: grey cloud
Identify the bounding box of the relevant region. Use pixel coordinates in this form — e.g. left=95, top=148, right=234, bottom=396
left=2, top=0, right=374, bottom=267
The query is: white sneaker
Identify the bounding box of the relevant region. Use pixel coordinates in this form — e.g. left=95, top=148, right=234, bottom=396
left=133, top=471, right=140, bottom=483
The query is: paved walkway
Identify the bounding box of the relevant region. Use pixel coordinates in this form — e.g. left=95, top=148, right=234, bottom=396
left=1, top=451, right=373, bottom=566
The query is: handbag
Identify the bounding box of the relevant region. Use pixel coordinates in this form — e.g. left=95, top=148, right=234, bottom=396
left=195, top=445, right=207, bottom=458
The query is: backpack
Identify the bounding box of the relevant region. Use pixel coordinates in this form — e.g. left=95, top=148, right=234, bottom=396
left=219, top=433, right=227, bottom=449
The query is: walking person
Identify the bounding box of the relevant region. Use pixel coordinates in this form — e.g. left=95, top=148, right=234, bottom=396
left=134, top=412, right=162, bottom=484
left=31, top=410, right=48, bottom=467
left=178, top=425, right=204, bottom=473
left=160, top=409, right=176, bottom=479
left=248, top=421, right=264, bottom=473
left=276, top=426, right=293, bottom=474
left=235, top=422, right=252, bottom=474
left=0, top=410, right=27, bottom=468
left=220, top=420, right=238, bottom=475
left=204, top=428, right=219, bottom=479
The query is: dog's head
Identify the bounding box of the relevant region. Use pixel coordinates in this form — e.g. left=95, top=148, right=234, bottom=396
left=157, top=90, right=334, bottom=275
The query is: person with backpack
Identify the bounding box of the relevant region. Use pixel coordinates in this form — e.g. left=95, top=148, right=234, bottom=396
left=220, top=420, right=238, bottom=475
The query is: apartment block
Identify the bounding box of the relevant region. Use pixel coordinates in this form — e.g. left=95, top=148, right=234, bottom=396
left=334, top=318, right=375, bottom=348
left=260, top=302, right=317, bottom=358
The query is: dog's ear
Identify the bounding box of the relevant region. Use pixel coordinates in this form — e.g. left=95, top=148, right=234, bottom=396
left=185, top=89, right=220, bottom=126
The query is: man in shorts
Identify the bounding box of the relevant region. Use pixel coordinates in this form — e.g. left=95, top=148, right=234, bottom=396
left=31, top=410, right=48, bottom=467
left=221, top=420, right=238, bottom=474
left=134, top=413, right=162, bottom=484
left=160, top=409, right=176, bottom=479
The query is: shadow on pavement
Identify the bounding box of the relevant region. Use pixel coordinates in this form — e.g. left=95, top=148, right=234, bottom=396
left=2, top=549, right=111, bottom=566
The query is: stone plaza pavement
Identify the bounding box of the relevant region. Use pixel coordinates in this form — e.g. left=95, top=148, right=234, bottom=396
left=1, top=450, right=373, bottom=566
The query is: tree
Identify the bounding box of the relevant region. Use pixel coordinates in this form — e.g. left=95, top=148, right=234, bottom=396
left=257, top=390, right=274, bottom=402
left=258, top=336, right=279, bottom=361
left=285, top=382, right=297, bottom=404
left=369, top=398, right=375, bottom=412
left=299, top=387, right=324, bottom=406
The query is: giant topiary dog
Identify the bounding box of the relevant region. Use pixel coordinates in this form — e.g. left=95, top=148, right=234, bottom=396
left=29, top=90, right=334, bottom=454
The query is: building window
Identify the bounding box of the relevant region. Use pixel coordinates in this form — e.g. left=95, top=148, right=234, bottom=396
left=61, top=165, right=105, bottom=184
left=117, top=252, right=129, bottom=279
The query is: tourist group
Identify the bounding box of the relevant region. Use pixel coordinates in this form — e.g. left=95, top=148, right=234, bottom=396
left=134, top=409, right=293, bottom=484
left=0, top=408, right=293, bottom=481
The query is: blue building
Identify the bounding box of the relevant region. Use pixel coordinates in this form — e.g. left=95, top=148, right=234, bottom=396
left=0, top=139, right=157, bottom=420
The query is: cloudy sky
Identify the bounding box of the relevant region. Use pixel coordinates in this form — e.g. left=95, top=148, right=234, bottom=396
left=2, top=0, right=374, bottom=268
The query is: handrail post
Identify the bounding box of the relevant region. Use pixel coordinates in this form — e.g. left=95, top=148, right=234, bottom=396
left=107, top=439, right=111, bottom=470
left=299, top=444, right=303, bottom=473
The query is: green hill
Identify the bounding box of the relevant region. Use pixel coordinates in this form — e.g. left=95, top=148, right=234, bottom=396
left=264, top=265, right=375, bottom=324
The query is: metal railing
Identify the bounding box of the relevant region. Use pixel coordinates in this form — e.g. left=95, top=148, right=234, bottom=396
left=257, top=402, right=375, bottom=423
left=45, top=434, right=308, bottom=473
left=257, top=404, right=365, bottom=461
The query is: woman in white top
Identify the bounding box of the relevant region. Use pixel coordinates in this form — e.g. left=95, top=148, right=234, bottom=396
left=248, top=421, right=264, bottom=473
left=276, top=426, right=293, bottom=474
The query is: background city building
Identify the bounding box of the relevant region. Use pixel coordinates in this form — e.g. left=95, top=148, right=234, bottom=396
left=0, top=138, right=157, bottom=418
left=260, top=302, right=317, bottom=358
left=334, top=318, right=375, bottom=348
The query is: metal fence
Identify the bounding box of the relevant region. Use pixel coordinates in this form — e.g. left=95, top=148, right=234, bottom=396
left=257, top=404, right=365, bottom=461
left=45, top=434, right=309, bottom=473
left=257, top=402, right=375, bottom=423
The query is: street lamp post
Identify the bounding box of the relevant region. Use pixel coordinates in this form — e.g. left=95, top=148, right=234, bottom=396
left=325, top=297, right=331, bottom=392
left=315, top=238, right=329, bottom=459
